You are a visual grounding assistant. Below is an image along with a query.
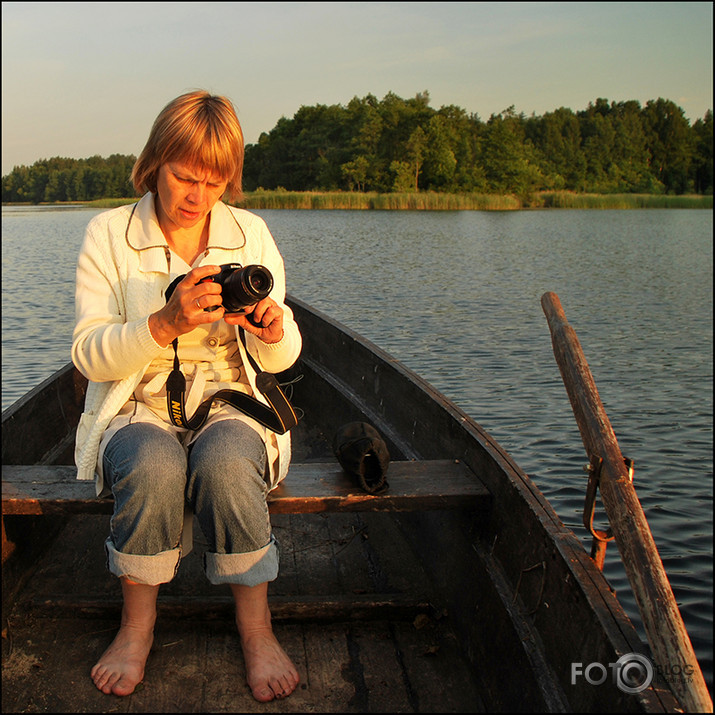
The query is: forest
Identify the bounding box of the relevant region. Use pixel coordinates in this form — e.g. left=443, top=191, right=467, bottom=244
left=2, top=92, right=712, bottom=204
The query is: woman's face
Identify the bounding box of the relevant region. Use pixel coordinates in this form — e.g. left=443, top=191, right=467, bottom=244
left=155, top=161, right=228, bottom=234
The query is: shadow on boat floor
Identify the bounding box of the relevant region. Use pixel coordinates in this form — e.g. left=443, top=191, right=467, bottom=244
left=2, top=512, right=486, bottom=713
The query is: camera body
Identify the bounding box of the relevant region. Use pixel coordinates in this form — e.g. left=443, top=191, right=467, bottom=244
left=165, top=263, right=274, bottom=314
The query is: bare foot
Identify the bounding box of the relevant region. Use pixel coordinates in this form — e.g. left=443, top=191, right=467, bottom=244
left=91, top=622, right=154, bottom=696
left=239, top=625, right=300, bottom=702
left=231, top=582, right=299, bottom=702
left=91, top=578, right=158, bottom=696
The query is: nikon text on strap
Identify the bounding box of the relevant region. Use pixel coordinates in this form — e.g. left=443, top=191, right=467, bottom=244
left=165, top=329, right=298, bottom=434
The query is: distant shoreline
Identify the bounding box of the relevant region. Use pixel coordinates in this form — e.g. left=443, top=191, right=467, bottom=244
left=3, top=190, right=712, bottom=211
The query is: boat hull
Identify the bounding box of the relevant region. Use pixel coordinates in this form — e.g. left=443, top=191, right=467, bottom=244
left=1, top=296, right=681, bottom=712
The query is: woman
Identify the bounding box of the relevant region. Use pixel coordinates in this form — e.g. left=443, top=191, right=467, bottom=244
left=72, top=91, right=301, bottom=702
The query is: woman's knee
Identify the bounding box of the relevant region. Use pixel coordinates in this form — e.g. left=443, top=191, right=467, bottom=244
left=188, top=420, right=267, bottom=498
left=104, top=423, right=187, bottom=502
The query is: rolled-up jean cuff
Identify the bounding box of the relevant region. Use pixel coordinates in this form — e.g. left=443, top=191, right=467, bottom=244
left=105, top=538, right=181, bottom=586
left=204, top=536, right=279, bottom=586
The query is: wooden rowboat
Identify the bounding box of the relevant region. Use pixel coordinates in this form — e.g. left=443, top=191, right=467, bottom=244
left=2, top=295, right=710, bottom=712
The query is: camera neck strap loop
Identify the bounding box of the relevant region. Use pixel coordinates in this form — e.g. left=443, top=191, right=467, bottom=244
left=165, top=329, right=298, bottom=435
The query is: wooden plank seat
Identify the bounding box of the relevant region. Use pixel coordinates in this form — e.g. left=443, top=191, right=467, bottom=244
left=2, top=459, right=491, bottom=516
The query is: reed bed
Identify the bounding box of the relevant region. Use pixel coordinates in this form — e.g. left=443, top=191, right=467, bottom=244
left=23, top=192, right=713, bottom=211
left=85, top=197, right=140, bottom=208
left=238, top=191, right=523, bottom=210
left=536, top=192, right=713, bottom=209
left=237, top=191, right=712, bottom=210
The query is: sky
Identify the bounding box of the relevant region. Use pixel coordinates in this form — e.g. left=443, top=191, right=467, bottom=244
left=2, top=1, right=713, bottom=176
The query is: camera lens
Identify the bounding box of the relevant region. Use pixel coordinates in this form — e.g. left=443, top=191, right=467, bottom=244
left=222, top=264, right=274, bottom=313
left=249, top=272, right=270, bottom=292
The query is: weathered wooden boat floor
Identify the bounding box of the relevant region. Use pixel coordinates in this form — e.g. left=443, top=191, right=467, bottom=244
left=2, top=509, right=486, bottom=713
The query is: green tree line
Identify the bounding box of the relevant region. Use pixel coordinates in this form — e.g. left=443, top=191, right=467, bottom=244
left=2, top=154, right=137, bottom=204
left=2, top=93, right=712, bottom=203
left=244, top=93, right=712, bottom=196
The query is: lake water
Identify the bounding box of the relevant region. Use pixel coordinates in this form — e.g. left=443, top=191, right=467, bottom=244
left=2, top=204, right=712, bottom=691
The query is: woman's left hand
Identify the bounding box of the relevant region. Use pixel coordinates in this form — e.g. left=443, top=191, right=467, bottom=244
left=224, top=297, right=284, bottom=344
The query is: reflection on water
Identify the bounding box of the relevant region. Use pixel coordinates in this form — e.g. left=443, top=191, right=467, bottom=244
left=2, top=205, right=713, bottom=689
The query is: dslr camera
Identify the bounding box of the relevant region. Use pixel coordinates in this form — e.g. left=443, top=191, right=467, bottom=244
left=165, top=263, right=274, bottom=314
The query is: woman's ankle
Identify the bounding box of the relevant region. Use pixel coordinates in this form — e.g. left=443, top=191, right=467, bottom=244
left=119, top=577, right=160, bottom=629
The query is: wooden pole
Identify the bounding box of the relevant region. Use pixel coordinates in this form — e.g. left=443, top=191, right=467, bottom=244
left=541, top=291, right=712, bottom=714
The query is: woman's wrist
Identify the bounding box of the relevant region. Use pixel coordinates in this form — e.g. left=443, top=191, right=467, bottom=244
left=258, top=328, right=285, bottom=346
left=147, top=311, right=178, bottom=349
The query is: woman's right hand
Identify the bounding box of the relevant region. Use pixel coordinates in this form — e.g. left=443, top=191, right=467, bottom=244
left=148, top=265, right=225, bottom=347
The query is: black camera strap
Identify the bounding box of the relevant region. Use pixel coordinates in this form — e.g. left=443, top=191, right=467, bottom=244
left=165, top=329, right=298, bottom=434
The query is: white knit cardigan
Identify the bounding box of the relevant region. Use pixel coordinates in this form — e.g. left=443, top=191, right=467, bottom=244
left=72, top=193, right=302, bottom=495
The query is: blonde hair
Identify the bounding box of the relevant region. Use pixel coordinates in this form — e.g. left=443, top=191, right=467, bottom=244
left=131, top=91, right=244, bottom=202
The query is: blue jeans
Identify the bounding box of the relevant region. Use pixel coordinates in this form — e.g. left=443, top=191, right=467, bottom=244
left=102, top=419, right=279, bottom=587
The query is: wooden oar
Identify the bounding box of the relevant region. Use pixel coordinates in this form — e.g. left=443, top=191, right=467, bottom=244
left=541, top=291, right=712, bottom=714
